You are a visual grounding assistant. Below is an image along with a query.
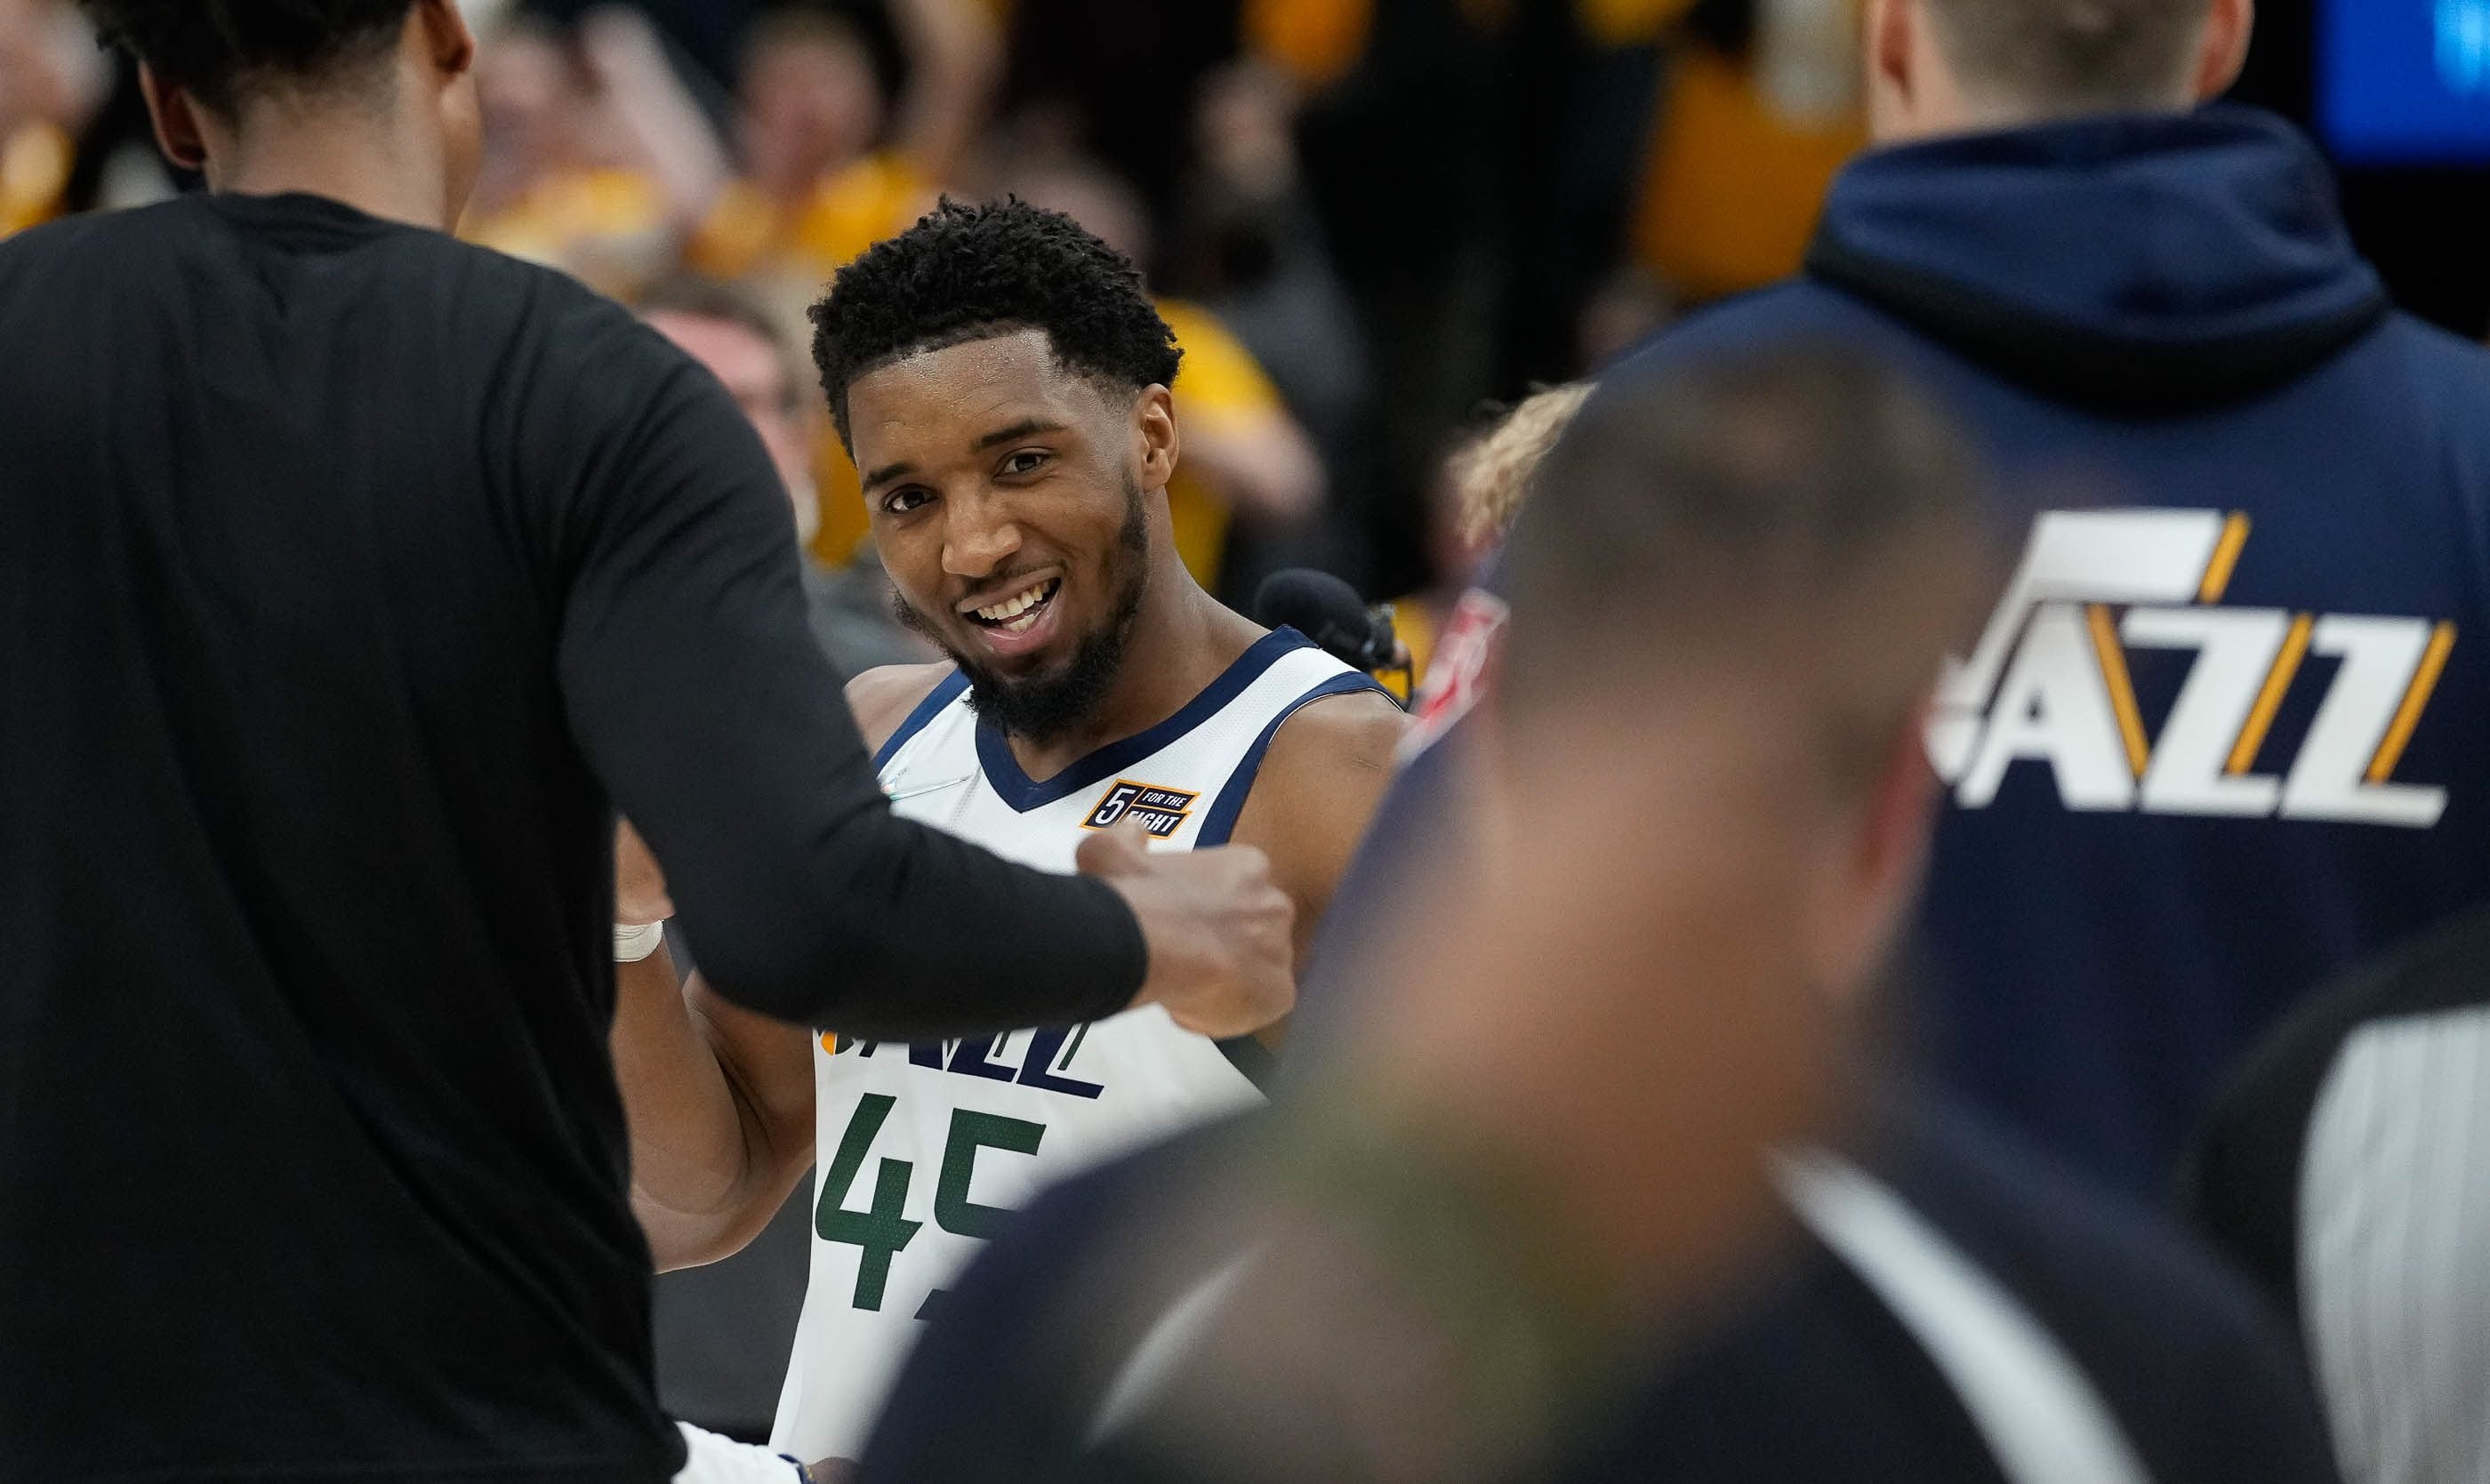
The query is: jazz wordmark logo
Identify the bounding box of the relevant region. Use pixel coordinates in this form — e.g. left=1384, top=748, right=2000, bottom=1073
left=1929, top=509, right=2457, bottom=829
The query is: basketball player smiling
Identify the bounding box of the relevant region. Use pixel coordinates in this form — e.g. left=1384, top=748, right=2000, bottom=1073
left=608, top=198, right=1406, bottom=1473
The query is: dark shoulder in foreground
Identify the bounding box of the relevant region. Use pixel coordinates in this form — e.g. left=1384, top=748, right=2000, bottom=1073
left=1875, top=1093, right=2341, bottom=1484
left=0, top=194, right=699, bottom=434
left=0, top=197, right=213, bottom=313
left=847, top=662, right=960, bottom=755
left=0, top=191, right=640, bottom=329
left=861, top=1091, right=2342, bottom=1484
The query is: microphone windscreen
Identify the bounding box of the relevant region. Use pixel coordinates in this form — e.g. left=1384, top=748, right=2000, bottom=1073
left=1253, top=568, right=1386, bottom=670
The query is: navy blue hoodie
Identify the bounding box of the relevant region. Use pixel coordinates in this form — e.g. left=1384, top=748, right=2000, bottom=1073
left=1312, top=108, right=2490, bottom=1199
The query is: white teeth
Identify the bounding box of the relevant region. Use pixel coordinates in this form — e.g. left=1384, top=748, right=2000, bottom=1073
left=974, top=581, right=1054, bottom=623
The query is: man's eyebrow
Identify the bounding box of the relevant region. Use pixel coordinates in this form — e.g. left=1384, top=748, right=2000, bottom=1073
left=975, top=419, right=1067, bottom=452
left=863, top=420, right=1068, bottom=488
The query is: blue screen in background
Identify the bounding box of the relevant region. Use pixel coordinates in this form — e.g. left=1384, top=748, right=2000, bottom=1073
left=2321, top=0, right=2490, bottom=161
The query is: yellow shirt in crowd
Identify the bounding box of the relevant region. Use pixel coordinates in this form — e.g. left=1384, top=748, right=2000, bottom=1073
left=1630, top=44, right=1861, bottom=300
left=1245, top=0, right=1697, bottom=87
left=687, top=151, right=929, bottom=285
left=1, top=121, right=70, bottom=239
left=463, top=167, right=671, bottom=299
left=1155, top=299, right=1286, bottom=589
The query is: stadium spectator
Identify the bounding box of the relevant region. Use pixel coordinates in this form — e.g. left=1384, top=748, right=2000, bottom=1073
left=855, top=346, right=2343, bottom=1484
left=2181, top=904, right=2490, bottom=1484
left=1625, top=0, right=1867, bottom=304
left=684, top=0, right=995, bottom=292
left=1443, top=380, right=1594, bottom=553
left=1168, top=59, right=1370, bottom=590
left=460, top=13, right=669, bottom=294
left=638, top=275, right=930, bottom=678
left=1378, top=381, right=1593, bottom=703
left=1267, top=0, right=1693, bottom=595
left=520, top=0, right=752, bottom=89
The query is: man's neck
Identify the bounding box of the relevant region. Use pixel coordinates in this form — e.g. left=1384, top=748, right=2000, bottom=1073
left=1875, top=92, right=2195, bottom=148
left=1005, top=560, right=1262, bottom=780
left=210, top=92, right=453, bottom=231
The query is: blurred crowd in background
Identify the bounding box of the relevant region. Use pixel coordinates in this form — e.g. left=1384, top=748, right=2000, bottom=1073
left=0, top=0, right=1879, bottom=659
left=8, top=0, right=2473, bottom=662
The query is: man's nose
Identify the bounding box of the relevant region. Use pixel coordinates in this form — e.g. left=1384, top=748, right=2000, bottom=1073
left=943, top=487, right=1024, bottom=578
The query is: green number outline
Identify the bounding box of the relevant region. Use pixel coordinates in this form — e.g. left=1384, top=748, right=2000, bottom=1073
left=815, top=1095, right=1049, bottom=1310
left=935, top=1109, right=1047, bottom=1239
left=815, top=1094, right=923, bottom=1311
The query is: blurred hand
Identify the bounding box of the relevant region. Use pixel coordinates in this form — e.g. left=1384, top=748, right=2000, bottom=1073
left=615, top=819, right=675, bottom=926
left=1077, top=815, right=1296, bottom=1039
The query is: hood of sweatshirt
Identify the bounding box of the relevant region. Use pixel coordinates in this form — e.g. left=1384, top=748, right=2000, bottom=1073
left=1804, top=106, right=2390, bottom=411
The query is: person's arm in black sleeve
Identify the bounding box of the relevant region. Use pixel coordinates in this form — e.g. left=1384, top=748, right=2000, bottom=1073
left=539, top=313, right=1171, bottom=1039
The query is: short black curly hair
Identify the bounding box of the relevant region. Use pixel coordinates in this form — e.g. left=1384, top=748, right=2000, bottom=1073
left=810, top=197, right=1182, bottom=449
left=79, top=0, right=414, bottom=115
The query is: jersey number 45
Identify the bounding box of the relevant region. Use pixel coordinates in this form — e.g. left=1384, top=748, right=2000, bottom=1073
left=817, top=1094, right=1045, bottom=1315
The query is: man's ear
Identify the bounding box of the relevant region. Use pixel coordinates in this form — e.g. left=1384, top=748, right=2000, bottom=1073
left=1136, top=384, right=1179, bottom=493
left=136, top=63, right=207, bottom=172
left=417, top=0, right=478, bottom=78
left=2192, top=0, right=2254, bottom=101
left=1808, top=693, right=1940, bottom=1004
left=1855, top=696, right=1940, bottom=910
left=1867, top=0, right=1917, bottom=111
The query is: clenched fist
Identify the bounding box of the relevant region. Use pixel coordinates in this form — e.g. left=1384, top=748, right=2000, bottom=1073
left=1077, top=814, right=1297, bottom=1039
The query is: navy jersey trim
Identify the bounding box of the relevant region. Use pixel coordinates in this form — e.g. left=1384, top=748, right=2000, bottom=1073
left=873, top=670, right=971, bottom=772
left=972, top=628, right=1319, bottom=814
left=1193, top=670, right=1396, bottom=848
left=1214, top=1033, right=1279, bottom=1092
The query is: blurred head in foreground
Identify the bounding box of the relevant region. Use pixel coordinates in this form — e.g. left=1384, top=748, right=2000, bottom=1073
left=1481, top=349, right=1992, bottom=1023
left=1049, top=346, right=1999, bottom=1483
left=1865, top=0, right=2252, bottom=141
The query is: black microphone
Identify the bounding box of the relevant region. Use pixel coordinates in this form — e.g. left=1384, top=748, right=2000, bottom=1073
left=1253, top=568, right=1404, bottom=681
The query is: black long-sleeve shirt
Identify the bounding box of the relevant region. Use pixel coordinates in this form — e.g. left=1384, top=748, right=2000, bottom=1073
left=0, top=192, right=1140, bottom=1482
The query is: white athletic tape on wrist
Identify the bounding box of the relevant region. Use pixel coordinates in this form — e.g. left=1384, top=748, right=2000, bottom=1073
left=614, top=919, right=666, bottom=963
left=671, top=1421, right=811, bottom=1482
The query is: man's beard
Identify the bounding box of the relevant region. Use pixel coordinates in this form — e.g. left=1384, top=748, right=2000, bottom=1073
left=896, top=476, right=1152, bottom=747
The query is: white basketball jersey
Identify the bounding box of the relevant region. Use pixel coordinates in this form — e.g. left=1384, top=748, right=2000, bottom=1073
left=770, top=629, right=1386, bottom=1463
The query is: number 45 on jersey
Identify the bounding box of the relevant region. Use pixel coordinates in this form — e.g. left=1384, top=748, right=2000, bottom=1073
left=815, top=1094, right=1041, bottom=1316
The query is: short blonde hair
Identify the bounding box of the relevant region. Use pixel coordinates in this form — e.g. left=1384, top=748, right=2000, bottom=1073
left=1447, top=381, right=1595, bottom=549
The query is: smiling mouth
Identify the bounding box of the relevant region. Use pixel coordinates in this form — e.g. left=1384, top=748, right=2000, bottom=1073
left=966, top=577, right=1062, bottom=636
